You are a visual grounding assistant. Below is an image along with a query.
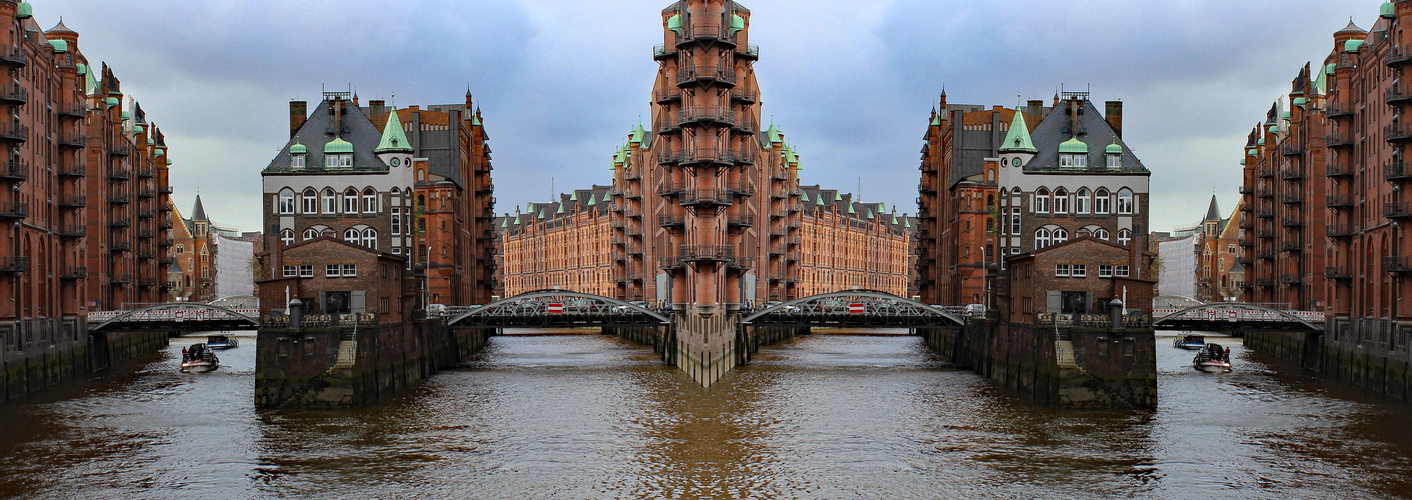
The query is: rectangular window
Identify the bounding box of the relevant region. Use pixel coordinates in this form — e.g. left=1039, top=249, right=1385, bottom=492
left=1060, top=155, right=1073, bottom=168
left=283, top=265, right=297, bottom=277
left=1099, top=264, right=1113, bottom=278
left=1011, top=212, right=1020, bottom=234
left=392, top=208, right=402, bottom=235
left=326, top=155, right=337, bottom=169
left=302, top=195, right=316, bottom=214
left=1072, top=264, right=1086, bottom=278
left=327, top=264, right=341, bottom=277
left=292, top=155, right=305, bottom=169
left=344, top=195, right=358, bottom=214
left=363, top=193, right=377, bottom=213
left=1034, top=195, right=1048, bottom=213
left=1095, top=196, right=1110, bottom=215
left=342, top=264, right=357, bottom=277
left=1116, top=265, right=1130, bottom=277
left=299, top=264, right=314, bottom=277
left=1055, top=264, right=1071, bottom=277
left=1053, top=195, right=1068, bottom=214
left=1076, top=195, right=1089, bottom=215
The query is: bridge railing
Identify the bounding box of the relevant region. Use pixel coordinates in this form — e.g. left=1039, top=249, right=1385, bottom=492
left=90, top=307, right=260, bottom=323
left=1152, top=307, right=1324, bottom=323
left=261, top=313, right=378, bottom=328
left=1035, top=312, right=1152, bottom=328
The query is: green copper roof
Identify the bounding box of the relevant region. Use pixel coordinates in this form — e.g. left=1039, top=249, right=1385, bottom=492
left=132, top=124, right=144, bottom=134
left=76, top=62, right=86, bottom=76
left=835, top=191, right=844, bottom=201
left=1248, top=149, right=1258, bottom=157
left=1313, top=67, right=1327, bottom=94
left=104, top=97, right=118, bottom=108
left=865, top=209, right=873, bottom=219
left=904, top=219, right=911, bottom=228
left=999, top=109, right=1037, bottom=153
left=587, top=194, right=596, bottom=206
left=324, top=137, right=354, bottom=154
left=555, top=203, right=564, bottom=214
left=1058, top=137, right=1088, bottom=154
left=1345, top=39, right=1364, bottom=53
left=290, top=142, right=307, bottom=154
left=816, top=195, right=825, bottom=206
left=1281, top=111, right=1291, bottom=120
left=1240, top=158, right=1246, bottom=166
left=1105, top=141, right=1122, bottom=154
left=1325, top=63, right=1336, bottom=76
left=667, top=14, right=682, bottom=34
left=1292, top=97, right=1307, bottom=108
left=17, top=2, right=31, bottom=18
left=629, top=121, right=647, bottom=143
left=766, top=123, right=782, bottom=144
left=375, top=107, right=413, bottom=153
left=730, top=14, right=745, bottom=35
left=147, top=137, right=154, bottom=145
left=121, top=111, right=130, bottom=121
left=801, top=192, right=809, bottom=202
left=930, top=112, right=941, bottom=126
left=501, top=218, right=508, bottom=228
left=847, top=204, right=855, bottom=215
left=85, top=70, right=98, bottom=95
left=1384, top=2, right=1396, bottom=18
left=154, top=150, right=164, bottom=158
left=1257, top=136, right=1266, bottom=146
left=569, top=191, right=578, bottom=201
left=471, top=114, right=481, bottom=127
left=538, top=209, right=546, bottom=219
left=1267, top=124, right=1279, bottom=134
left=166, top=158, right=172, bottom=165
left=48, top=40, right=67, bottom=53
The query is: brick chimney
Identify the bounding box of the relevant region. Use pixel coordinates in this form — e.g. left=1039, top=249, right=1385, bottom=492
left=369, top=99, right=385, bottom=117
left=1105, top=100, right=1123, bottom=138
left=289, top=101, right=307, bottom=138
left=1027, top=99, right=1044, bottom=118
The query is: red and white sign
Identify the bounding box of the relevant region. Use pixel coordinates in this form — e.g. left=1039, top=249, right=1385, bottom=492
left=849, top=303, right=865, bottom=314
left=547, top=303, right=564, bottom=314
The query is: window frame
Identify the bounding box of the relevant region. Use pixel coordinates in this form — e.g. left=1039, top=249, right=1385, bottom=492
left=1071, top=264, right=1086, bottom=278
left=298, top=264, right=314, bottom=277
left=283, top=265, right=297, bottom=277
left=1055, top=263, right=1071, bottom=277
left=327, top=264, right=341, bottom=278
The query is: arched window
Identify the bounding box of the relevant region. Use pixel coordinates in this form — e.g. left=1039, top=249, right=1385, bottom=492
left=1034, top=188, right=1049, bottom=214
left=303, top=228, right=321, bottom=240
left=280, top=229, right=294, bottom=246
left=344, top=188, right=359, bottom=213
left=362, top=188, right=378, bottom=213
left=1095, top=188, right=1111, bottom=214
left=1117, top=188, right=1134, bottom=214
left=417, top=194, right=426, bottom=210
left=1035, top=228, right=1051, bottom=248
left=345, top=227, right=360, bottom=242
left=279, top=188, right=295, bottom=214
left=301, top=188, right=317, bottom=213
left=1053, top=188, right=1068, bottom=214
left=1076, top=188, right=1090, bottom=214
left=321, top=188, right=336, bottom=214
left=1052, top=227, right=1069, bottom=244
left=1117, top=229, right=1132, bottom=246
left=1092, top=228, right=1110, bottom=240
left=362, top=228, right=377, bottom=249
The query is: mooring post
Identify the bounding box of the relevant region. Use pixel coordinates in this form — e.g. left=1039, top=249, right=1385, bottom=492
left=288, top=298, right=303, bottom=330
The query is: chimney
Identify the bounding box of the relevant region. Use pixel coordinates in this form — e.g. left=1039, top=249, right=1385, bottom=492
left=1068, top=97, right=1080, bottom=136
left=289, top=101, right=307, bottom=138
left=332, top=97, right=343, bottom=136
left=369, top=99, right=386, bottom=117
left=1027, top=99, right=1043, bottom=118
left=1105, top=100, right=1123, bottom=138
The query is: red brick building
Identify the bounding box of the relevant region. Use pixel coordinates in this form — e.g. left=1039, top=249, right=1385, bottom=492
left=1003, top=237, right=1154, bottom=317
left=261, top=90, right=495, bottom=308
left=256, top=236, right=412, bottom=321
left=1, top=3, right=174, bottom=347
left=918, top=91, right=1155, bottom=315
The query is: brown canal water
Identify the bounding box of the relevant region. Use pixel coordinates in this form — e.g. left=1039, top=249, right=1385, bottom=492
left=0, top=331, right=1410, bottom=499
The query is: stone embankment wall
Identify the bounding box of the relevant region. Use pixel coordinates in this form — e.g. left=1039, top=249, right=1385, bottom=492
left=923, top=318, right=1156, bottom=409
left=1246, top=319, right=1411, bottom=403
left=606, top=320, right=805, bottom=385
left=2, top=317, right=170, bottom=403
left=254, top=316, right=490, bottom=409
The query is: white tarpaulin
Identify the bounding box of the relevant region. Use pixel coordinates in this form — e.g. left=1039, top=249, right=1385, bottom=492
left=1157, top=234, right=1197, bottom=299
left=213, top=234, right=255, bottom=299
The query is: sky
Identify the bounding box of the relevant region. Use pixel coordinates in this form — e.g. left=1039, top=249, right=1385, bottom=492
left=36, top=0, right=1387, bottom=234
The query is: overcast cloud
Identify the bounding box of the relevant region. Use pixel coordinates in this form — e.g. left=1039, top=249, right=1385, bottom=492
left=36, top=0, right=1385, bottom=233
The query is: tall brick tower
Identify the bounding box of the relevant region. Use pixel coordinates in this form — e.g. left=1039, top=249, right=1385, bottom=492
left=638, top=1, right=788, bottom=386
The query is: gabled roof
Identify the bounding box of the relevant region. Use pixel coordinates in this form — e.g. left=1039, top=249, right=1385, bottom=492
left=1026, top=99, right=1147, bottom=173
left=279, top=234, right=405, bottom=261
left=265, top=99, right=388, bottom=173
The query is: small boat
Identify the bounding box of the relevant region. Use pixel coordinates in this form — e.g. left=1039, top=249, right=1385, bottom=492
left=1193, top=343, right=1232, bottom=373
left=1174, top=334, right=1206, bottom=350
left=180, top=343, right=220, bottom=373
left=206, top=334, right=239, bottom=350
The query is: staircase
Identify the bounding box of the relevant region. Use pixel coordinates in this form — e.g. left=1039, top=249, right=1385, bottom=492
left=1054, top=326, right=1081, bottom=370
left=332, top=329, right=357, bottom=369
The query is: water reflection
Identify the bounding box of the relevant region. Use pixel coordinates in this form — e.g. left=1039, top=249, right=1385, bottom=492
left=0, top=331, right=1408, bottom=498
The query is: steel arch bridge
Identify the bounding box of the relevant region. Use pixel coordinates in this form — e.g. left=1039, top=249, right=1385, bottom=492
left=88, top=302, right=260, bottom=332
left=446, top=290, right=672, bottom=328
left=1152, top=302, right=1324, bottom=332
left=742, top=290, right=965, bottom=328
left=1153, top=295, right=1205, bottom=309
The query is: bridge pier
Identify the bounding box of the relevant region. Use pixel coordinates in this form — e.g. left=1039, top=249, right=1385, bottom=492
left=254, top=315, right=491, bottom=409
left=923, top=316, right=1157, bottom=409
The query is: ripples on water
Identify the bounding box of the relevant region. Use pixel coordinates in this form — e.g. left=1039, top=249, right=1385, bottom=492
left=0, top=331, right=1409, bottom=499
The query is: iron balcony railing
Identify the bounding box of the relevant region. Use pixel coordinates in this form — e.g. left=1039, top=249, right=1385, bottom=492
left=109, top=239, right=132, bottom=252
left=0, top=255, right=27, bottom=273
left=677, top=105, right=736, bottom=126
left=58, top=194, right=84, bottom=208
left=0, top=161, right=24, bottom=181
left=1280, top=239, right=1303, bottom=252
left=0, top=123, right=27, bottom=142
left=57, top=161, right=85, bottom=177
left=736, top=43, right=759, bottom=59
left=56, top=103, right=86, bottom=118
left=678, top=244, right=735, bottom=263
left=1386, top=256, right=1412, bottom=273
left=1387, top=161, right=1412, bottom=182
left=652, top=43, right=677, bottom=59
left=1280, top=142, right=1304, bottom=157
left=1327, top=224, right=1356, bottom=238
left=60, top=266, right=86, bottom=280
left=1281, top=192, right=1304, bottom=204
left=1386, top=201, right=1412, bottom=219
left=1387, top=85, right=1412, bottom=105
left=57, top=223, right=85, bottom=238
left=1326, top=104, right=1356, bottom=118
left=1281, top=217, right=1303, bottom=227
left=1279, top=274, right=1303, bottom=285
left=108, top=217, right=131, bottom=227
left=109, top=167, right=131, bottom=180
left=1325, top=132, right=1354, bottom=148
left=658, top=215, right=685, bottom=228
left=1387, top=44, right=1412, bottom=67
left=1326, top=162, right=1354, bottom=177
left=0, top=47, right=29, bottom=66
left=678, top=189, right=734, bottom=207
left=110, top=274, right=132, bottom=284
left=1385, top=123, right=1412, bottom=142
left=0, top=200, right=27, bottom=219
left=109, top=142, right=132, bottom=156
left=0, top=84, right=25, bottom=104
left=108, top=193, right=130, bottom=205
left=727, top=214, right=754, bottom=227
left=1281, top=167, right=1304, bottom=180
left=1256, top=167, right=1276, bottom=178
left=730, top=90, right=757, bottom=103
left=676, top=66, right=736, bottom=86
left=57, top=132, right=85, bottom=148
left=1326, top=266, right=1353, bottom=280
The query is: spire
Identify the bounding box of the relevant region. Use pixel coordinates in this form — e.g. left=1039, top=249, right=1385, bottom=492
left=375, top=95, right=413, bottom=154
left=1205, top=194, right=1221, bottom=222
left=999, top=103, right=1037, bottom=154
left=191, top=194, right=208, bottom=222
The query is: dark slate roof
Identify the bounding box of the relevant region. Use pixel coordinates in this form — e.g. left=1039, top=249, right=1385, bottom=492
left=1204, top=195, right=1220, bottom=222
left=264, top=99, right=388, bottom=173
left=1026, top=99, right=1148, bottom=173
left=191, top=194, right=208, bottom=221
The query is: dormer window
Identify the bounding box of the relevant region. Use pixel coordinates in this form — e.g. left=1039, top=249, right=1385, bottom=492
left=291, top=154, right=305, bottom=170
left=1060, top=154, right=1086, bottom=169
left=325, top=154, right=351, bottom=169
left=1106, top=154, right=1120, bottom=169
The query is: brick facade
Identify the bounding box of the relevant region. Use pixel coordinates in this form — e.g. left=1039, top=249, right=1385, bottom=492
left=256, top=236, right=412, bottom=321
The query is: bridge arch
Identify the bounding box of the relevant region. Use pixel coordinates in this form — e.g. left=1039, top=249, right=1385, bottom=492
left=1153, top=302, right=1322, bottom=331
left=90, top=302, right=259, bottom=331
left=447, top=290, right=671, bottom=327
left=210, top=295, right=259, bottom=309
left=741, top=290, right=964, bottom=326
left=1153, top=295, right=1205, bottom=309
